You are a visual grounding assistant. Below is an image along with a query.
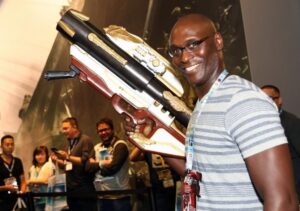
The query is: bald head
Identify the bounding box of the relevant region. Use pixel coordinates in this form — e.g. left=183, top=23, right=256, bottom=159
left=168, top=13, right=225, bottom=96
left=170, top=14, right=217, bottom=45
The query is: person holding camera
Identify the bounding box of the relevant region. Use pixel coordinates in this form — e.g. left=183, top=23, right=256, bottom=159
left=50, top=117, right=97, bottom=211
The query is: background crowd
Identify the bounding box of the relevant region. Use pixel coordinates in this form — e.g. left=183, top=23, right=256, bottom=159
left=0, top=117, right=179, bottom=211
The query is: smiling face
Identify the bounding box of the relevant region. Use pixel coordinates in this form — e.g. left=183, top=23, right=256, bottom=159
left=169, top=14, right=224, bottom=96
left=62, top=122, right=78, bottom=140
left=97, top=122, right=114, bottom=145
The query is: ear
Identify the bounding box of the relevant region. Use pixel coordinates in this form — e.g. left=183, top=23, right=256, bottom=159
left=214, top=32, right=224, bottom=51
left=278, top=96, right=283, bottom=108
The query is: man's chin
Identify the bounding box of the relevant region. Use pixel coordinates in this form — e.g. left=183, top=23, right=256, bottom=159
left=102, top=139, right=111, bottom=145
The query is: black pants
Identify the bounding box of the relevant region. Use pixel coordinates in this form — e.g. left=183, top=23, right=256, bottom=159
left=152, top=187, right=176, bottom=211
left=67, top=186, right=97, bottom=211
left=0, top=195, right=18, bottom=211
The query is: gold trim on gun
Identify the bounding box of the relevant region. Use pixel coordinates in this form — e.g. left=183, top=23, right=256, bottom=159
left=88, top=33, right=128, bottom=65
left=57, top=21, right=75, bottom=38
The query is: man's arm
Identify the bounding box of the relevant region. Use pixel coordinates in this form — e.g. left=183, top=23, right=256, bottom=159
left=129, top=147, right=145, bottom=162
left=0, top=184, right=18, bottom=192
left=55, top=137, right=94, bottom=166
left=130, top=146, right=185, bottom=177
left=20, top=174, right=26, bottom=193
left=85, top=149, right=100, bottom=173
left=125, top=116, right=186, bottom=176
left=54, top=149, right=83, bottom=166
left=163, top=157, right=185, bottom=178
left=50, top=153, right=66, bottom=170
left=100, top=143, right=128, bottom=176
left=246, top=144, right=298, bottom=211
left=226, top=90, right=299, bottom=210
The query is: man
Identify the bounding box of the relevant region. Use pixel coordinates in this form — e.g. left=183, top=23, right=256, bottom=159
left=127, top=14, right=298, bottom=210
left=261, top=84, right=300, bottom=201
left=86, top=118, right=131, bottom=211
left=0, top=135, right=26, bottom=211
left=51, top=117, right=96, bottom=211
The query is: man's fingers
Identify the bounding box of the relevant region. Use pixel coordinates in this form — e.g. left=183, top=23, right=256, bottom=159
left=123, top=115, right=155, bottom=137
left=136, top=118, right=146, bottom=124
left=124, top=116, right=132, bottom=122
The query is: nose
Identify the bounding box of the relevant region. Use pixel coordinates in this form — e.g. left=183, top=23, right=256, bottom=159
left=99, top=131, right=106, bottom=135
left=173, top=50, right=192, bottom=67
left=183, top=47, right=194, bottom=59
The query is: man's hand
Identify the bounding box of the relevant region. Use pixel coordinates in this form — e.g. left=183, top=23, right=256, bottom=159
left=124, top=115, right=186, bottom=176
left=100, top=159, right=112, bottom=168
left=5, top=184, right=18, bottom=192
left=88, top=158, right=98, bottom=165
left=55, top=150, right=68, bottom=160
left=50, top=153, right=58, bottom=163
left=124, top=116, right=154, bottom=138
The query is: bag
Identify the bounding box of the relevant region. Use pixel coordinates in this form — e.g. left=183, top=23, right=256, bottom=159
left=29, top=183, right=48, bottom=209
left=45, top=163, right=68, bottom=211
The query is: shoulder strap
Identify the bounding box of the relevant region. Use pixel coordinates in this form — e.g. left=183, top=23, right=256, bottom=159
left=113, top=140, right=128, bottom=149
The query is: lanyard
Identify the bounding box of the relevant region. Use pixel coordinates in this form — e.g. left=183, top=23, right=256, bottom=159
left=186, top=70, right=229, bottom=171
left=33, top=166, right=41, bottom=178
left=68, top=138, right=79, bottom=154
left=3, top=157, right=15, bottom=177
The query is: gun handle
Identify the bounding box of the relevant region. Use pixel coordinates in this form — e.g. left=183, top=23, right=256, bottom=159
left=112, top=95, right=185, bottom=158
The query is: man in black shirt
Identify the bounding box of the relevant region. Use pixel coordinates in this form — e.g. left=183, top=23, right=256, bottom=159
left=0, top=135, right=26, bottom=211
left=51, top=117, right=97, bottom=211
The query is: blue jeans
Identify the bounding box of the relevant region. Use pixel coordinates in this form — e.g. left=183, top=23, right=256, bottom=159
left=97, top=196, right=131, bottom=211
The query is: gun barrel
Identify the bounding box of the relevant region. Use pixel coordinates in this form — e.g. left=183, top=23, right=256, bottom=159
left=57, top=10, right=190, bottom=127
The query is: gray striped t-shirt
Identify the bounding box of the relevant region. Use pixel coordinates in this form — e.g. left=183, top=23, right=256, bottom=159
left=186, top=75, right=287, bottom=210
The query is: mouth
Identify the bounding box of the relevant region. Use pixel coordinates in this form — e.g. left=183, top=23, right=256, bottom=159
left=101, top=135, right=109, bottom=141
left=185, top=64, right=199, bottom=72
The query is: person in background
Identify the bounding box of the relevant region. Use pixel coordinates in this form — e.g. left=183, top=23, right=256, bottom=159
left=261, top=84, right=300, bottom=202
left=86, top=118, right=131, bottom=211
left=50, top=117, right=97, bottom=211
left=27, top=145, right=55, bottom=211
left=130, top=147, right=180, bottom=211
left=0, top=135, right=26, bottom=211
left=125, top=14, right=299, bottom=210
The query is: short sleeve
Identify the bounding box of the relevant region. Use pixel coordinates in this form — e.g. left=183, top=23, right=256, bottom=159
left=225, top=89, right=287, bottom=158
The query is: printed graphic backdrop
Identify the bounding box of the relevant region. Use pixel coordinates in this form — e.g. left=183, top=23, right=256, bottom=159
left=9, top=0, right=249, bottom=176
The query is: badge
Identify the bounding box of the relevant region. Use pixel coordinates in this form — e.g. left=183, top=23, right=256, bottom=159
left=181, top=170, right=202, bottom=211
left=157, top=169, right=174, bottom=188
left=65, top=161, right=73, bottom=171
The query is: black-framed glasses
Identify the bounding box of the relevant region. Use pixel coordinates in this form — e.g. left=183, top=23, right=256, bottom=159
left=168, top=34, right=214, bottom=58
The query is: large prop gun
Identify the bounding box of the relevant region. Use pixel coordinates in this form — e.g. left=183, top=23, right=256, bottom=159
left=45, top=10, right=192, bottom=158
